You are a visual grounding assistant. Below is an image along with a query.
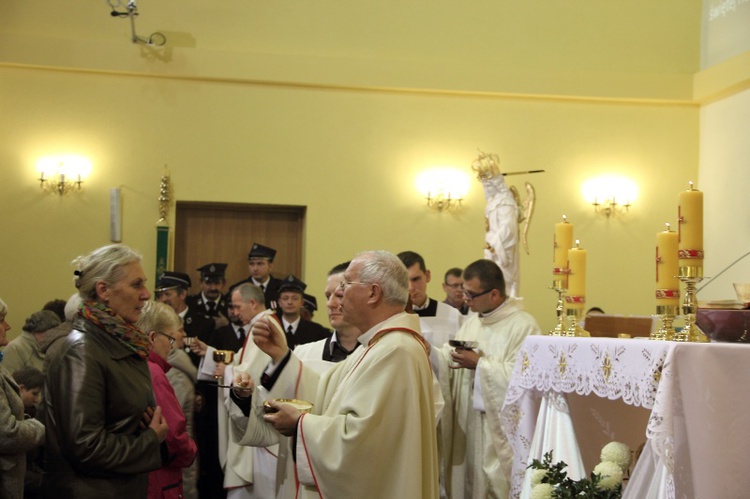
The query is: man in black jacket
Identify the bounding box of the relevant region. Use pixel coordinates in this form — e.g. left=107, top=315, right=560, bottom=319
left=275, top=275, right=331, bottom=350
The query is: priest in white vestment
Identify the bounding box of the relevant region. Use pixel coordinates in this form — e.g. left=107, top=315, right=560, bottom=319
left=199, top=283, right=279, bottom=498
left=252, top=251, right=440, bottom=498
left=432, top=259, right=541, bottom=499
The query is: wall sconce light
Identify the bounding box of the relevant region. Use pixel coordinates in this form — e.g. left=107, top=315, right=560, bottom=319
left=37, top=156, right=91, bottom=195
left=581, top=175, right=638, bottom=218
left=416, top=168, right=469, bottom=212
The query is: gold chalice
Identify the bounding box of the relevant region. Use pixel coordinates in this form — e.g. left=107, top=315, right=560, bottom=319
left=213, top=350, right=235, bottom=386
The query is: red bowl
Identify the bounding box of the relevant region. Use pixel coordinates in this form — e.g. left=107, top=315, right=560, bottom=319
left=696, top=309, right=750, bottom=343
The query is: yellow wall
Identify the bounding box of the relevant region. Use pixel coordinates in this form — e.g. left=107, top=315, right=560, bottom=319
left=1, top=0, right=703, bottom=335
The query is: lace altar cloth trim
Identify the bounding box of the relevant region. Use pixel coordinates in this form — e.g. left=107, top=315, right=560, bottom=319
left=501, top=336, right=671, bottom=499
left=504, top=337, right=669, bottom=407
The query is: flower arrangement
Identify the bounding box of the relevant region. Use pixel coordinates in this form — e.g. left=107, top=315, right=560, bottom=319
left=527, top=442, right=632, bottom=499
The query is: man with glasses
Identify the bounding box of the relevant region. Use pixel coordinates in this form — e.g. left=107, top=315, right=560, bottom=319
left=442, top=267, right=469, bottom=315
left=433, top=259, right=540, bottom=499
left=251, top=250, right=439, bottom=498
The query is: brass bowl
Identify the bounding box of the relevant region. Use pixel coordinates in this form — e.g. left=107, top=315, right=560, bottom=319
left=263, top=398, right=313, bottom=414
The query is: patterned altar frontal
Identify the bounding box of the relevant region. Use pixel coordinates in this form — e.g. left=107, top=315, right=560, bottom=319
left=501, top=336, right=750, bottom=499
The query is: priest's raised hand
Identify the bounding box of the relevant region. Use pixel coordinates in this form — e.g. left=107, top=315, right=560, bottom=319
left=251, top=315, right=288, bottom=364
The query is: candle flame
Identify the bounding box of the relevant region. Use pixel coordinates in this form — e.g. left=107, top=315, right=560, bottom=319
left=575, top=239, right=580, bottom=248
left=688, top=180, right=694, bottom=190
left=562, top=214, right=567, bottom=223
left=665, top=222, right=671, bottom=231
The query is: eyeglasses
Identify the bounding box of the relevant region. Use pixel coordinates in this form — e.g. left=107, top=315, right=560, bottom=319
left=338, top=280, right=370, bottom=291
left=156, top=331, right=176, bottom=346
left=463, top=288, right=493, bottom=300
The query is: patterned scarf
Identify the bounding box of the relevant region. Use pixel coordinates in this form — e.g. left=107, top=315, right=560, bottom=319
left=80, top=300, right=149, bottom=360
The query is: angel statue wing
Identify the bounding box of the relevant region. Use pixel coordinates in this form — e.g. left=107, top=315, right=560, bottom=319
left=508, top=182, right=535, bottom=255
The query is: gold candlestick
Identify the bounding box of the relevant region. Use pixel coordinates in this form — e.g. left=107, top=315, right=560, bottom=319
left=549, top=279, right=567, bottom=336
left=675, top=266, right=709, bottom=343
left=564, top=306, right=589, bottom=337
left=652, top=305, right=678, bottom=341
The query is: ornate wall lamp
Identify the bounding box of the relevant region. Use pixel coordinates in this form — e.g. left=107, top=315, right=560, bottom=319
left=37, top=156, right=92, bottom=195
left=416, top=168, right=470, bottom=212
left=581, top=175, right=638, bottom=218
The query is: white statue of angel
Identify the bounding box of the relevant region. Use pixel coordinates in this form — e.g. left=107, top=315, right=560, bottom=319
left=471, top=151, right=537, bottom=297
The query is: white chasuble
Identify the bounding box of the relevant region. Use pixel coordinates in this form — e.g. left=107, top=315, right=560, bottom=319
left=294, top=312, right=439, bottom=499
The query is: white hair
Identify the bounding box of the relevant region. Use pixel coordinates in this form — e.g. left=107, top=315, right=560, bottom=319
left=354, top=250, right=409, bottom=307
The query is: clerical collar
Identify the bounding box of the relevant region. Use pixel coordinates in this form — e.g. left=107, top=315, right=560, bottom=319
left=480, top=298, right=507, bottom=318
left=411, top=297, right=431, bottom=311
left=478, top=296, right=522, bottom=324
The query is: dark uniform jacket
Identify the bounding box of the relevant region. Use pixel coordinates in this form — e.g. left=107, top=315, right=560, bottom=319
left=181, top=307, right=215, bottom=368
left=278, top=315, right=331, bottom=350
left=185, top=293, right=229, bottom=323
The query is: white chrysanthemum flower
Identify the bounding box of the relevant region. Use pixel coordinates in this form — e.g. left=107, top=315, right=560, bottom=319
left=530, top=483, right=555, bottom=499
left=594, top=461, right=624, bottom=490
left=600, top=441, right=631, bottom=471
left=529, top=468, right=548, bottom=487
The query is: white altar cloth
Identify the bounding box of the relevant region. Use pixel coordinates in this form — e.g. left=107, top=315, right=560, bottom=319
left=501, top=336, right=750, bottom=499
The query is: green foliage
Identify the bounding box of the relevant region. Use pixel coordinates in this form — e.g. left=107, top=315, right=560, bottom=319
left=527, top=451, right=623, bottom=499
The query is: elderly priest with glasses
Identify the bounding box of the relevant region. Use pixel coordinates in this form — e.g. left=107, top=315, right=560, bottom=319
left=250, top=250, right=439, bottom=498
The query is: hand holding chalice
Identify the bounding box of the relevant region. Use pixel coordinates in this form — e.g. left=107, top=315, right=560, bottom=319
left=213, top=350, right=235, bottom=386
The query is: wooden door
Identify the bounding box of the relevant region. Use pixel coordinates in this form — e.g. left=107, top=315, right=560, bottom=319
left=174, top=202, right=305, bottom=295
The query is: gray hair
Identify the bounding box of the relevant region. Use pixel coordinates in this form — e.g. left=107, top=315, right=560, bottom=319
left=137, top=301, right=181, bottom=334
left=354, top=250, right=409, bottom=307
left=23, top=310, right=61, bottom=333
left=0, top=298, right=7, bottom=319
left=232, top=283, right=265, bottom=305
left=72, top=244, right=143, bottom=301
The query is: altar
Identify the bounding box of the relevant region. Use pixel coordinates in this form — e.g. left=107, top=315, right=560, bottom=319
left=500, top=335, right=750, bottom=499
